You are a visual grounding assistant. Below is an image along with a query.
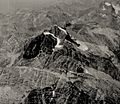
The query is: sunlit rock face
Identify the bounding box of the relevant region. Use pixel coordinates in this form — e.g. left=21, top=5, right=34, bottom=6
left=0, top=0, right=120, bottom=104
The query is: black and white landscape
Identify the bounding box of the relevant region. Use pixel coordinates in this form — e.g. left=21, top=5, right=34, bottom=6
left=0, top=0, right=120, bottom=104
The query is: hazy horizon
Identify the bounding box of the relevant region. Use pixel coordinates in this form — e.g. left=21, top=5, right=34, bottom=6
left=0, top=0, right=61, bottom=14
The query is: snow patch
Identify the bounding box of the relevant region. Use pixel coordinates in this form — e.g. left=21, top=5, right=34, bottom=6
left=57, top=26, right=67, bottom=34
left=43, top=31, right=52, bottom=35
left=43, top=32, right=63, bottom=49
left=75, top=40, right=88, bottom=51
left=52, top=91, right=55, bottom=97
left=105, top=2, right=111, bottom=6
left=102, top=6, right=106, bottom=11
left=112, top=4, right=120, bottom=14
left=84, top=69, right=91, bottom=74
left=99, top=13, right=107, bottom=18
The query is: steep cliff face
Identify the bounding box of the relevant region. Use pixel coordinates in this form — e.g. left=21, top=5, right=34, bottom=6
left=0, top=0, right=120, bottom=104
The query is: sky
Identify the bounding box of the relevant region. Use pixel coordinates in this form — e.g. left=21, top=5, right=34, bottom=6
left=0, top=0, right=60, bottom=14
left=0, top=0, right=100, bottom=14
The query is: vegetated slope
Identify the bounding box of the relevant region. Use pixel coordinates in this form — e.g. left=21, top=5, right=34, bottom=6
left=0, top=0, right=120, bottom=104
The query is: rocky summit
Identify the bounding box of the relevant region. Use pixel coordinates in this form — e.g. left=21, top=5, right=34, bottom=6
left=0, top=0, right=120, bottom=104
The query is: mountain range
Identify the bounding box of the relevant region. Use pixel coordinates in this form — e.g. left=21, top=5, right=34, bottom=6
left=0, top=0, right=120, bottom=104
